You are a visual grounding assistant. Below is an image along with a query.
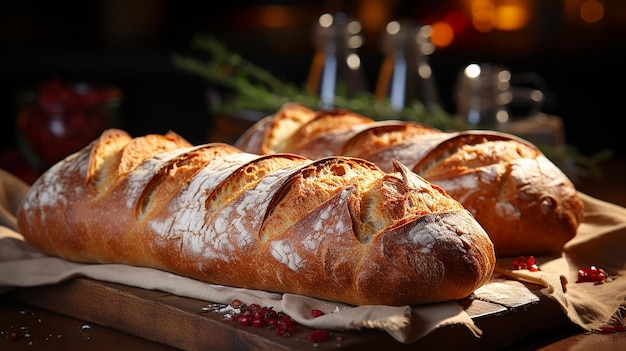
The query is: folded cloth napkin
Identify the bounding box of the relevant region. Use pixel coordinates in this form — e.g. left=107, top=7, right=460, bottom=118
left=0, top=169, right=29, bottom=232
left=1, top=168, right=625, bottom=343
left=495, top=192, right=626, bottom=331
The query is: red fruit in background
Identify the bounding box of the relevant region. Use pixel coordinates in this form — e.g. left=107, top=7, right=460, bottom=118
left=16, top=78, right=122, bottom=170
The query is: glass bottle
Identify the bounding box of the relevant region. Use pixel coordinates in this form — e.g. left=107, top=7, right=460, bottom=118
left=306, top=12, right=368, bottom=109
left=375, top=20, right=439, bottom=112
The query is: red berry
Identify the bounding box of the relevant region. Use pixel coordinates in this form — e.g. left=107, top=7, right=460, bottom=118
left=589, top=266, right=598, bottom=279
left=511, top=256, right=540, bottom=271
left=600, top=326, right=615, bottom=333
left=263, top=308, right=277, bottom=320
left=311, top=309, right=325, bottom=318
left=577, top=268, right=588, bottom=282
left=308, top=329, right=330, bottom=343
left=277, top=315, right=295, bottom=326
left=251, top=317, right=265, bottom=328
left=8, top=327, right=27, bottom=341
left=577, top=265, right=607, bottom=283
left=237, top=315, right=252, bottom=327
left=226, top=299, right=301, bottom=337
left=512, top=256, right=524, bottom=269
left=241, top=309, right=252, bottom=317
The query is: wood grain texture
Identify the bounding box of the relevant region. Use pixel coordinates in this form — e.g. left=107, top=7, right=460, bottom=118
left=6, top=277, right=571, bottom=351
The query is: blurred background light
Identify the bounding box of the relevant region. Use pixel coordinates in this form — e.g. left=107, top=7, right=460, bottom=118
left=580, top=0, right=604, bottom=23
left=494, top=1, right=529, bottom=31
left=430, top=21, right=454, bottom=47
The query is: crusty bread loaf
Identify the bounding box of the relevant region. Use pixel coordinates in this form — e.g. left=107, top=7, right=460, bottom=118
left=17, top=128, right=496, bottom=306
left=235, top=103, right=585, bottom=257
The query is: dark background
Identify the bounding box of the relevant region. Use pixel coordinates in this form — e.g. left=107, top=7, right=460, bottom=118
left=1, top=0, right=625, bottom=182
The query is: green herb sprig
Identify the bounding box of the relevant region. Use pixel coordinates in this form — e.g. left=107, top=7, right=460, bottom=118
left=172, top=33, right=462, bottom=131
left=172, top=33, right=611, bottom=177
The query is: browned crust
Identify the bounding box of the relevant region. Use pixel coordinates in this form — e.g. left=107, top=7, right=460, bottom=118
left=17, top=128, right=496, bottom=306
left=235, top=103, right=585, bottom=257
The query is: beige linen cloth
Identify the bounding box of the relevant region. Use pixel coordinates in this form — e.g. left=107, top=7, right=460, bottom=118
left=1, top=168, right=625, bottom=344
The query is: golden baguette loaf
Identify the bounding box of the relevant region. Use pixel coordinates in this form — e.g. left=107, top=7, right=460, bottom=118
left=235, top=103, right=584, bottom=257
left=17, top=128, right=496, bottom=306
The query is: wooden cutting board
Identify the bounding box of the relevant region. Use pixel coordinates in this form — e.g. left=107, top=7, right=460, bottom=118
left=5, top=275, right=570, bottom=351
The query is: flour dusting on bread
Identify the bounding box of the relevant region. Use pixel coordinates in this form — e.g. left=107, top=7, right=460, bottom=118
left=18, top=128, right=496, bottom=306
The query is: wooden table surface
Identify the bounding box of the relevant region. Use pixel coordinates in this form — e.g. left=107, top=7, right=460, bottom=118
left=0, top=286, right=626, bottom=351
left=1, top=279, right=625, bottom=351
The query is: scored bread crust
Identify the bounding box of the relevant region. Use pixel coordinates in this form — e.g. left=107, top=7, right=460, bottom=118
left=235, top=104, right=584, bottom=257
left=17, top=129, right=496, bottom=306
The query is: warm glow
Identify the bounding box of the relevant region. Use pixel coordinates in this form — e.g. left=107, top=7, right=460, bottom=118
left=470, top=0, right=496, bottom=31
left=470, top=0, right=495, bottom=14
left=563, top=0, right=581, bottom=21
left=444, top=10, right=468, bottom=34
left=473, top=8, right=496, bottom=32
left=430, top=21, right=454, bottom=48
left=256, top=6, right=295, bottom=28
left=495, top=4, right=529, bottom=30
left=580, top=0, right=604, bottom=23
left=467, top=0, right=529, bottom=32
left=358, top=0, right=392, bottom=36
